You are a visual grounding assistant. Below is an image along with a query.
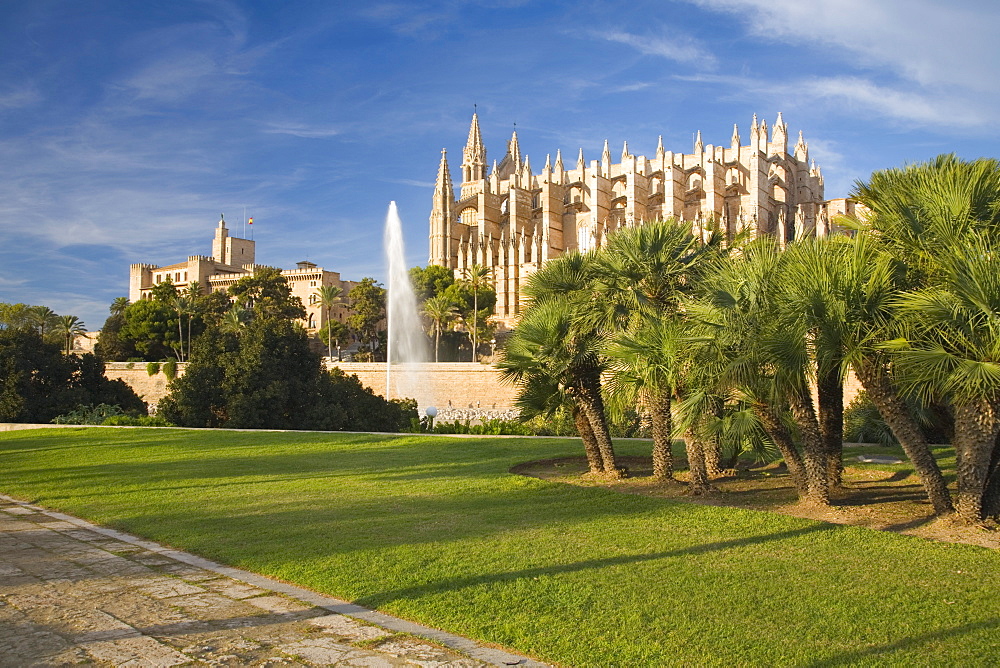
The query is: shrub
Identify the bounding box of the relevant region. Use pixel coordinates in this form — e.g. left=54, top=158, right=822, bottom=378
left=162, top=359, right=177, bottom=380
left=102, top=414, right=173, bottom=427
left=53, top=404, right=126, bottom=425
left=146, top=361, right=160, bottom=376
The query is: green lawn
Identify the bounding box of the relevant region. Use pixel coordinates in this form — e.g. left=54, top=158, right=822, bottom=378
left=2, top=428, right=999, bottom=666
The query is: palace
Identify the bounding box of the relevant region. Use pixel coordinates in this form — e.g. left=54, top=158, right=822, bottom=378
left=129, top=216, right=358, bottom=334
left=429, top=113, right=860, bottom=327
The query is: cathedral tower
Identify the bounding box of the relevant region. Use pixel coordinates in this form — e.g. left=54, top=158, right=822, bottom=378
left=429, top=113, right=828, bottom=328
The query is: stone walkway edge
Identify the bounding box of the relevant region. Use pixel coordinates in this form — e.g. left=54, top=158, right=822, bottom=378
left=0, top=493, right=547, bottom=667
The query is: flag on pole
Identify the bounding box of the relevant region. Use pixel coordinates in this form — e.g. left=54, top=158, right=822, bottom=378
left=248, top=217, right=253, bottom=225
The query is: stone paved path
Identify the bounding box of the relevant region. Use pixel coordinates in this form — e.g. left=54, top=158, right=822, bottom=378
left=0, top=497, right=546, bottom=667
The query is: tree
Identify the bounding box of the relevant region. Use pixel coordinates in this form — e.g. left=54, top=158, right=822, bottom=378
left=605, top=317, right=685, bottom=480
left=846, top=154, right=1000, bottom=521
left=109, top=297, right=129, bottom=317
left=460, top=264, right=493, bottom=361
left=118, top=299, right=179, bottom=361
left=318, top=320, right=351, bottom=360
left=159, top=313, right=412, bottom=431
left=172, top=297, right=193, bottom=361
left=0, top=303, right=34, bottom=330
left=29, top=305, right=59, bottom=341
left=422, top=294, right=458, bottom=362
left=56, top=315, right=87, bottom=355
left=500, top=252, right=621, bottom=477
left=96, top=299, right=138, bottom=362
left=689, top=238, right=832, bottom=505
left=409, top=265, right=455, bottom=303
left=219, top=304, right=251, bottom=335
left=315, top=285, right=345, bottom=358
left=347, top=278, right=386, bottom=361
left=441, top=281, right=496, bottom=359
left=229, top=267, right=306, bottom=321
left=595, top=219, right=720, bottom=480
left=150, top=279, right=178, bottom=303
left=0, top=328, right=144, bottom=423
left=892, top=237, right=1000, bottom=523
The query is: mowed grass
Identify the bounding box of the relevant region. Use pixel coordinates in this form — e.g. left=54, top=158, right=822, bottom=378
left=2, top=428, right=999, bottom=666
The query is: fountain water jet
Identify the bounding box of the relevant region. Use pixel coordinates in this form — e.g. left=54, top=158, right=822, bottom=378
left=383, top=201, right=429, bottom=405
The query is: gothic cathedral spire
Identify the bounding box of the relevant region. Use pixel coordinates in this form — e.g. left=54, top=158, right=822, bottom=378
left=462, top=112, right=486, bottom=183
left=428, top=148, right=454, bottom=266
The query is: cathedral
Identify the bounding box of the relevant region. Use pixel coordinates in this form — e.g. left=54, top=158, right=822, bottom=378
left=429, top=113, right=857, bottom=327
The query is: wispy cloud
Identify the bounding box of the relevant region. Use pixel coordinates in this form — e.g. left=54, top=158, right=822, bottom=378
left=673, top=72, right=987, bottom=129
left=611, top=82, right=654, bottom=93
left=262, top=122, right=341, bottom=139
left=0, top=85, right=40, bottom=109
left=691, top=0, right=1000, bottom=92
left=597, top=30, right=717, bottom=68
left=385, top=178, right=435, bottom=189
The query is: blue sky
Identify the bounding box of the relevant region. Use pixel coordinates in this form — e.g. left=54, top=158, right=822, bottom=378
left=2, top=0, right=999, bottom=331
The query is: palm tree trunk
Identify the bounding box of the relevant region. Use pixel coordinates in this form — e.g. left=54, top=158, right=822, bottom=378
left=951, top=399, right=1000, bottom=525
left=704, top=396, right=723, bottom=478
left=434, top=325, right=440, bottom=363
left=472, top=291, right=478, bottom=362
left=817, top=365, right=844, bottom=487
left=575, top=377, right=620, bottom=478
left=855, top=359, right=953, bottom=516
left=787, top=387, right=831, bottom=506
left=753, top=402, right=807, bottom=493
left=683, top=429, right=712, bottom=495
left=649, top=391, right=673, bottom=479
left=981, top=428, right=1000, bottom=518
left=177, top=313, right=185, bottom=362
left=573, top=406, right=604, bottom=474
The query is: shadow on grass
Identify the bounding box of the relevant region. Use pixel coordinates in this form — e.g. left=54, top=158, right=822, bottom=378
left=808, top=618, right=1000, bottom=667
left=356, top=523, right=834, bottom=608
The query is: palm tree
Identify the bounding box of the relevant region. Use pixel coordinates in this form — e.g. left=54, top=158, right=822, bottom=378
left=689, top=237, right=831, bottom=505
left=30, top=306, right=59, bottom=338
left=110, top=297, right=129, bottom=317
left=172, top=296, right=193, bottom=362
left=56, top=315, right=87, bottom=355
left=315, top=285, right=344, bottom=359
left=461, top=264, right=492, bottom=362
left=892, top=237, right=1000, bottom=523
left=500, top=252, right=621, bottom=477
left=605, top=317, right=685, bottom=479
left=501, top=298, right=619, bottom=476
left=422, top=294, right=458, bottom=362
left=844, top=155, right=1000, bottom=519
left=219, top=304, right=251, bottom=335
left=594, top=219, right=722, bottom=480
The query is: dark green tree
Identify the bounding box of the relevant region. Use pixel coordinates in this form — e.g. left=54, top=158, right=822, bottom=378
left=409, top=265, right=455, bottom=303
left=159, top=317, right=411, bottom=431
left=0, top=328, right=144, bottom=423
left=0, top=303, right=34, bottom=330
left=229, top=267, right=306, bottom=321
left=118, top=299, right=179, bottom=361
left=347, top=277, right=386, bottom=361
